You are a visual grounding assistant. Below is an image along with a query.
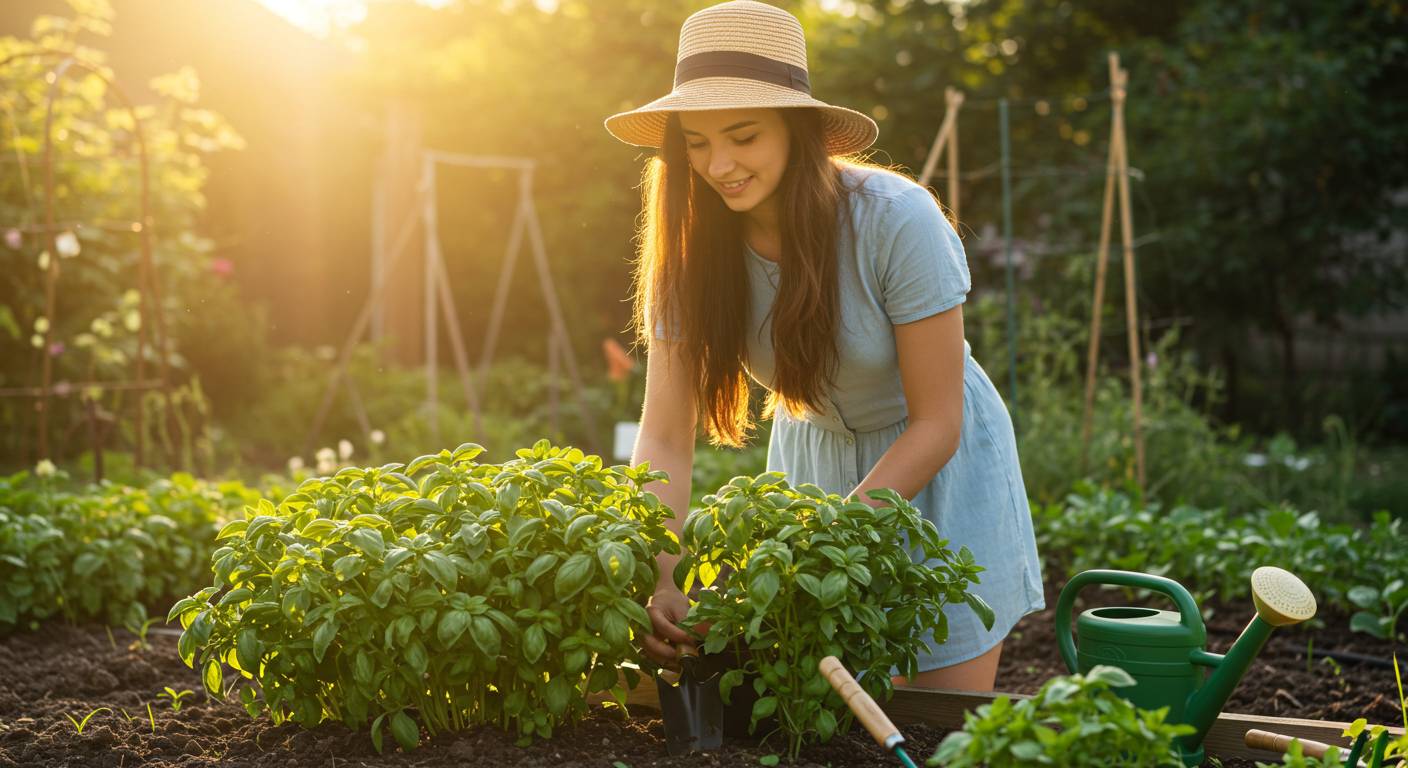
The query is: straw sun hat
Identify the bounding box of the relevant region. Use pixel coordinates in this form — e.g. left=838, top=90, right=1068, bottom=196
left=603, top=0, right=879, bottom=156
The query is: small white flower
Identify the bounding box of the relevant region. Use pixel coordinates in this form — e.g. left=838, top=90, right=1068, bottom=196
left=369, top=429, right=385, bottom=446
left=316, top=458, right=337, bottom=475
left=122, top=289, right=141, bottom=307
left=55, top=231, right=81, bottom=258
left=1242, top=453, right=1268, bottom=468
left=338, top=439, right=354, bottom=461
left=74, top=333, right=96, bottom=348
left=315, top=446, right=336, bottom=463
left=35, top=459, right=56, bottom=478
left=287, top=456, right=305, bottom=473
left=1285, top=456, right=1312, bottom=472
left=91, top=317, right=114, bottom=338
left=30, top=333, right=43, bottom=348
left=124, top=309, right=141, bottom=332
left=33, top=316, right=49, bottom=334
left=37, top=250, right=50, bottom=271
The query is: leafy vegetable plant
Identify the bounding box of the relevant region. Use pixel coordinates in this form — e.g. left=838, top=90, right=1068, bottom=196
left=1348, top=581, right=1408, bottom=644
left=677, top=473, right=994, bottom=758
left=170, top=440, right=677, bottom=750
left=1036, top=485, right=1408, bottom=632
left=927, top=666, right=1193, bottom=767
left=0, top=470, right=261, bottom=631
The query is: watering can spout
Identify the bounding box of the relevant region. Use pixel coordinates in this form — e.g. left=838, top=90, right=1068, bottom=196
left=1180, top=567, right=1317, bottom=752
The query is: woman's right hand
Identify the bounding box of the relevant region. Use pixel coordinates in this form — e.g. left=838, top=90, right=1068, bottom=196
left=643, top=582, right=694, bottom=668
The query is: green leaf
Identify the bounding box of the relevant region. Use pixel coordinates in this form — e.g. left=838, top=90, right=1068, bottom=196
left=752, top=695, right=777, bottom=721
left=347, top=528, right=385, bottom=560
left=555, top=553, right=594, bottom=601
left=470, top=615, right=501, bottom=656
left=1350, top=611, right=1388, bottom=639
left=313, top=620, right=338, bottom=662
left=796, top=573, right=823, bottom=600
left=1347, top=585, right=1381, bottom=609
left=333, top=554, right=365, bottom=581
left=523, top=624, right=547, bottom=663
left=565, top=514, right=598, bottom=546
left=370, top=713, right=386, bottom=754
left=819, top=570, right=848, bottom=608
left=390, top=710, right=420, bottom=751
left=235, top=629, right=260, bottom=673
left=369, top=578, right=395, bottom=609
left=203, top=659, right=223, bottom=697
left=965, top=592, right=996, bottom=631
left=437, top=609, right=472, bottom=647
left=523, top=553, right=558, bottom=585
left=421, top=551, right=458, bottom=589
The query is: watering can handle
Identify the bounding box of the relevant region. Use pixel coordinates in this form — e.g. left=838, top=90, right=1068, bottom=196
left=1055, top=570, right=1205, bottom=674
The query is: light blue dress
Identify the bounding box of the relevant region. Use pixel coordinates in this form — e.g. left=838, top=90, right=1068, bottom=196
left=660, top=164, right=1045, bottom=671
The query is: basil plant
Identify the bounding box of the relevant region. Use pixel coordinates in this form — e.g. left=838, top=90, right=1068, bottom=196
left=676, top=472, right=995, bottom=758
left=170, top=440, right=677, bottom=751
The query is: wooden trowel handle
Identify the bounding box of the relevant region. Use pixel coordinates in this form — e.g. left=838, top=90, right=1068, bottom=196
left=819, top=656, right=903, bottom=751
left=657, top=642, right=699, bottom=685
left=1245, top=729, right=1333, bottom=759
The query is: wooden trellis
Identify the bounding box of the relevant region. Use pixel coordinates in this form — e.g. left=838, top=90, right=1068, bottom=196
left=0, top=48, right=173, bottom=480
left=1081, top=51, right=1146, bottom=493
left=305, top=149, right=598, bottom=457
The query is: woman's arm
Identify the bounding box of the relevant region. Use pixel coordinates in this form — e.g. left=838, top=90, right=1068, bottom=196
left=850, top=305, right=966, bottom=506
left=632, top=334, right=699, bottom=664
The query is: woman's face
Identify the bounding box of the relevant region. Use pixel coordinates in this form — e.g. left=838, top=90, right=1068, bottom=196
left=678, top=108, right=790, bottom=216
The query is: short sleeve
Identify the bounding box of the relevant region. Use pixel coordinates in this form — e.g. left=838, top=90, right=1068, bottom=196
left=876, top=187, right=971, bottom=324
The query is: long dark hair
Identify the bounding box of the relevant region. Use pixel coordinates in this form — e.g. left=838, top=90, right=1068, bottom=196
left=628, top=107, right=893, bottom=448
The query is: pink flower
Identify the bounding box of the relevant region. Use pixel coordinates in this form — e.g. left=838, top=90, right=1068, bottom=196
left=3, top=229, right=20, bottom=250
left=48, top=342, right=64, bottom=357
left=1145, top=351, right=1159, bottom=369
left=210, top=258, right=234, bottom=277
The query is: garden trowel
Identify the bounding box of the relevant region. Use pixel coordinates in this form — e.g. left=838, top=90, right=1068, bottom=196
left=656, top=643, right=724, bottom=754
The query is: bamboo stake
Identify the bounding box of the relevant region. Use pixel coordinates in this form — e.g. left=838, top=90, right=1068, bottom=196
left=430, top=231, right=485, bottom=438
left=1081, top=54, right=1122, bottom=473
left=946, top=88, right=963, bottom=223
left=918, top=87, right=964, bottom=203
left=1112, top=61, right=1147, bottom=492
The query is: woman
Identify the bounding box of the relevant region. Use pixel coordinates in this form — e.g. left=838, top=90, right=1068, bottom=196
left=603, top=0, right=1044, bottom=692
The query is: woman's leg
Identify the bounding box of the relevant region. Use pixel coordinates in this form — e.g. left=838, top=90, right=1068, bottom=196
left=891, top=641, right=1003, bottom=691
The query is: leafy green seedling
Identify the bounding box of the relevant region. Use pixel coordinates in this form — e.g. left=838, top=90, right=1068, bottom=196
left=126, top=616, right=160, bottom=651
left=64, top=707, right=111, bottom=735
left=158, top=687, right=193, bottom=712
left=147, top=702, right=156, bottom=733
left=1348, top=581, right=1408, bottom=644
left=928, top=666, right=1193, bottom=767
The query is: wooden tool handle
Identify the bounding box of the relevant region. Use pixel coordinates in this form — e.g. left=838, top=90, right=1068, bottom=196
left=1245, top=729, right=1333, bottom=759
left=819, top=656, right=902, bottom=750
left=657, top=642, right=699, bottom=685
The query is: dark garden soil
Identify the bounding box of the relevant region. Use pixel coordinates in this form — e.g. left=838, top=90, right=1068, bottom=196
left=1, top=584, right=1400, bottom=768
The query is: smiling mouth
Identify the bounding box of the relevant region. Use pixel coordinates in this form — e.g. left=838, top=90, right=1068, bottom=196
left=720, top=176, right=752, bottom=192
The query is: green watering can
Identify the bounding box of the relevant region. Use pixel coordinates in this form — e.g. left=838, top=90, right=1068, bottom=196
left=1056, top=566, right=1318, bottom=766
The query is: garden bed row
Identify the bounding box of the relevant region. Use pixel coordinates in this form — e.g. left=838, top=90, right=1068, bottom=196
left=2, top=583, right=1400, bottom=767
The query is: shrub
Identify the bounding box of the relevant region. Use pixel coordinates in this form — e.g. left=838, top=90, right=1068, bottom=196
left=927, top=665, right=1193, bottom=767
left=169, top=440, right=677, bottom=750
left=0, top=469, right=259, bottom=630
left=677, top=473, right=993, bottom=758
